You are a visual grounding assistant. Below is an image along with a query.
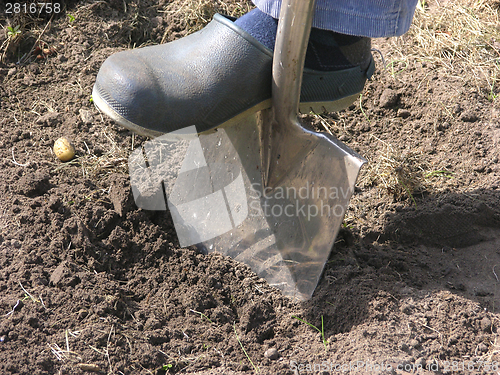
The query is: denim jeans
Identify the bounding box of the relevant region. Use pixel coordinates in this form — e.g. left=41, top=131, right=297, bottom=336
left=252, top=0, right=418, bottom=37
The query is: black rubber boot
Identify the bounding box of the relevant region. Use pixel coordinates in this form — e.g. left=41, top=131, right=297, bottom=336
left=93, top=14, right=374, bottom=137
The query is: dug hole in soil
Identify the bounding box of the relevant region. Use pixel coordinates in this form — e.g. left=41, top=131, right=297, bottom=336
left=1, top=0, right=500, bottom=374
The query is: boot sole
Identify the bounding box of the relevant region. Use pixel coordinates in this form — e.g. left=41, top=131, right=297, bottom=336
left=92, top=85, right=360, bottom=139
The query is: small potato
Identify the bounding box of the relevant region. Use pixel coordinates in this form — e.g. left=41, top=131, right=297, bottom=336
left=53, top=137, right=75, bottom=162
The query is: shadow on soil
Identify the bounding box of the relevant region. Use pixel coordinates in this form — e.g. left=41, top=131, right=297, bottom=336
left=305, top=188, right=500, bottom=341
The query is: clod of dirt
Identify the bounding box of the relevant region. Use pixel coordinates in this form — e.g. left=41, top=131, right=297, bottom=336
left=360, top=123, right=371, bottom=132
left=409, top=338, right=420, bottom=349
left=62, top=217, right=93, bottom=249
left=400, top=303, right=414, bottom=315
left=379, top=88, right=399, bottom=108
left=415, top=357, right=426, bottom=368
left=460, top=111, right=478, bottom=122
left=238, top=300, right=276, bottom=342
left=108, top=175, right=135, bottom=216
left=108, top=226, right=130, bottom=250
left=49, top=261, right=80, bottom=287
left=150, top=16, right=163, bottom=27
left=79, top=109, right=94, bottom=125
left=12, top=169, right=51, bottom=197
left=36, top=112, right=62, bottom=127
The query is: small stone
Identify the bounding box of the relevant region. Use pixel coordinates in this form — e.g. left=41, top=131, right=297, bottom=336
left=379, top=89, right=399, bottom=108
left=397, top=109, right=411, bottom=118
left=453, top=104, right=463, bottom=114
left=415, top=357, right=426, bottom=368
left=478, top=343, right=488, bottom=352
left=399, top=343, right=409, bottom=352
left=11, top=239, right=21, bottom=249
left=77, top=363, right=102, bottom=372
left=264, top=347, right=279, bottom=360
left=79, top=109, right=93, bottom=125
left=409, top=339, right=420, bottom=348
left=437, top=122, right=450, bottom=131
left=481, top=317, right=492, bottom=332
left=7, top=68, right=16, bottom=77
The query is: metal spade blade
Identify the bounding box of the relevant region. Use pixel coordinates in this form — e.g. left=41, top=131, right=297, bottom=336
left=198, top=0, right=365, bottom=300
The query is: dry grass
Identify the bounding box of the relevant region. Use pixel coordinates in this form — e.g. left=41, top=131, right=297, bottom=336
left=388, top=0, right=500, bottom=94
left=350, top=0, right=499, bottom=204
left=482, top=317, right=500, bottom=363
left=162, top=0, right=252, bottom=38
left=359, top=136, right=454, bottom=205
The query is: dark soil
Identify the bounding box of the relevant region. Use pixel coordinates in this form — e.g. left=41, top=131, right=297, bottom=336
left=1, top=1, right=499, bottom=374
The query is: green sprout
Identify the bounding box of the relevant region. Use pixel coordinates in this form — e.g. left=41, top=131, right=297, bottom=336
left=162, top=364, right=172, bottom=370
left=234, top=322, right=259, bottom=373
left=424, top=170, right=455, bottom=178
left=359, top=94, right=371, bottom=124
left=190, top=309, right=213, bottom=324
left=386, top=59, right=409, bottom=77
left=7, top=25, right=21, bottom=37
left=342, top=221, right=353, bottom=229
left=292, top=315, right=329, bottom=351
left=417, top=0, right=427, bottom=11
left=68, top=14, right=75, bottom=22
left=487, top=71, right=498, bottom=102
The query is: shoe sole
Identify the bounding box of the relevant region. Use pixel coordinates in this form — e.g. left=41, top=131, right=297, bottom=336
left=92, top=85, right=359, bottom=139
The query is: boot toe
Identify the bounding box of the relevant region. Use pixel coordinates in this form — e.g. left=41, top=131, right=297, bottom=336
left=92, top=14, right=275, bottom=136
left=94, top=51, right=163, bottom=131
